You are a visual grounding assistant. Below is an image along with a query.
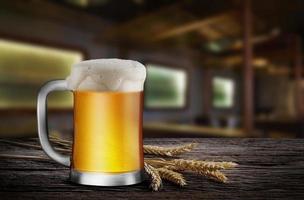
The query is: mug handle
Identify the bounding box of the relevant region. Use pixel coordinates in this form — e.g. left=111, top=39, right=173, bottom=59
left=37, top=80, right=71, bottom=167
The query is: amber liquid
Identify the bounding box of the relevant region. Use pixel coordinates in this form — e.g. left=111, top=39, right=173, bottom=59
left=72, top=91, right=143, bottom=173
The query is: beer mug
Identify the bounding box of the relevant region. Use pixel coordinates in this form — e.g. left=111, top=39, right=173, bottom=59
left=37, top=59, right=146, bottom=186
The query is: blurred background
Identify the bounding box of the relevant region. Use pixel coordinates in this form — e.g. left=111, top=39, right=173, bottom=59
left=0, top=0, right=303, bottom=138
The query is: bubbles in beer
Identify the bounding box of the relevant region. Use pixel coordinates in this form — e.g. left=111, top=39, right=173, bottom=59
left=66, top=59, right=146, bottom=92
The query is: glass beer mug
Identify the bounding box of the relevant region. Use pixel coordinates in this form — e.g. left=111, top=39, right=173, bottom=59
left=37, top=59, right=146, bottom=186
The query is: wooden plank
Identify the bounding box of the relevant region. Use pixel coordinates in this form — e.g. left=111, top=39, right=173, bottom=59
left=0, top=138, right=304, bottom=199
left=0, top=191, right=301, bottom=200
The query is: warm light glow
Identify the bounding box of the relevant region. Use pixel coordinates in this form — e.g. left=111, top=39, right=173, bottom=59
left=253, top=58, right=268, bottom=68
left=0, top=39, right=83, bottom=108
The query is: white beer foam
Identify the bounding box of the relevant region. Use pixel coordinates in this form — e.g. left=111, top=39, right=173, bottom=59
left=66, top=59, right=146, bottom=92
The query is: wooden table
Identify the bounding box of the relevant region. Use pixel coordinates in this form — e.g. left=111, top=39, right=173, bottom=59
left=0, top=138, right=304, bottom=199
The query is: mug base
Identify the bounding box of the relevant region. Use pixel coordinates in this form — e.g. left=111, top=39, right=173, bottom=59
left=70, top=169, right=145, bottom=186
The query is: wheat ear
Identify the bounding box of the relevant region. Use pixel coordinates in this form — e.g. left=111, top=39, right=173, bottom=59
left=144, top=143, right=197, bottom=156
left=145, top=158, right=237, bottom=171
left=199, top=170, right=228, bottom=183
left=144, top=162, right=162, bottom=191
left=170, top=159, right=237, bottom=171
left=157, top=168, right=186, bottom=187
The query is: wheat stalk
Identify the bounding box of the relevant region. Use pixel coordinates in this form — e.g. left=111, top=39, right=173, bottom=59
left=0, top=154, right=49, bottom=161
left=199, top=170, right=228, bottom=183
left=145, top=158, right=237, bottom=171
left=171, top=159, right=237, bottom=171
left=144, top=143, right=197, bottom=156
left=157, top=168, right=186, bottom=187
left=144, top=162, right=162, bottom=191
left=146, top=158, right=236, bottom=184
left=49, top=135, right=72, bottom=147
left=51, top=139, right=71, bottom=148
left=144, top=158, right=171, bottom=168
left=0, top=139, right=70, bottom=153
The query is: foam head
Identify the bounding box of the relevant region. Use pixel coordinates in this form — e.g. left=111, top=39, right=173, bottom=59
left=66, top=59, right=146, bottom=92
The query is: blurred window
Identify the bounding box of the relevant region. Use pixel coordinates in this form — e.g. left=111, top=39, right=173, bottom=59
left=0, top=39, right=83, bottom=109
left=212, top=77, right=235, bottom=108
left=145, top=63, right=187, bottom=109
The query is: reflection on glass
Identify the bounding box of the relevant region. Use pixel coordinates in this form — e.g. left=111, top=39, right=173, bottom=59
left=0, top=39, right=83, bottom=108
left=145, top=64, right=187, bottom=108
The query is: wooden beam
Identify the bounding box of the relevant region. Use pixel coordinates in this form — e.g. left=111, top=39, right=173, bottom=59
left=154, top=11, right=236, bottom=41
left=100, top=2, right=238, bottom=44
left=102, top=4, right=186, bottom=42
left=293, top=35, right=304, bottom=120
left=242, top=0, right=254, bottom=135
left=197, top=26, right=224, bottom=41
left=203, top=48, right=293, bottom=68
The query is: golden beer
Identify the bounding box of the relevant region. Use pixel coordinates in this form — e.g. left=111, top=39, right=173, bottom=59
left=72, top=91, right=144, bottom=173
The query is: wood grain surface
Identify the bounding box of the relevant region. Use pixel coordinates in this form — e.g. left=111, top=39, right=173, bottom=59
left=0, top=138, right=303, bottom=200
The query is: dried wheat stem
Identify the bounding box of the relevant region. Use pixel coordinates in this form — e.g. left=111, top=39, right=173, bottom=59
left=51, top=138, right=71, bottom=146
left=157, top=168, right=186, bottom=187
left=144, top=158, right=170, bottom=168
left=0, top=154, right=49, bottom=161
left=144, top=143, right=197, bottom=156
left=50, top=138, right=72, bottom=149
left=171, top=159, right=237, bottom=171
left=199, top=170, right=228, bottom=183
left=0, top=139, right=71, bottom=153
left=221, top=161, right=238, bottom=169
left=49, top=135, right=72, bottom=145
left=144, top=162, right=162, bottom=191
left=145, top=158, right=237, bottom=171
